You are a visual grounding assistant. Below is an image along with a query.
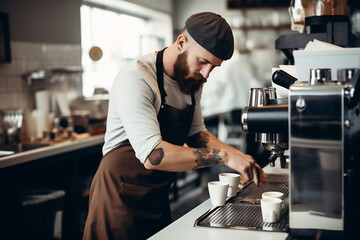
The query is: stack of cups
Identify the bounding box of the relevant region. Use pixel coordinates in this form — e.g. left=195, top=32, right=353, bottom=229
left=208, top=172, right=240, bottom=207
left=260, top=191, right=284, bottom=223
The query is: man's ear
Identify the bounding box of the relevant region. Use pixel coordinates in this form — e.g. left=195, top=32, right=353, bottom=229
left=176, top=34, right=188, bottom=51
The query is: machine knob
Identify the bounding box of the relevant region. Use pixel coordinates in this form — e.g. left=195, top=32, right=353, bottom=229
left=337, top=69, right=357, bottom=83
left=296, top=98, right=306, bottom=112
left=310, top=68, right=331, bottom=85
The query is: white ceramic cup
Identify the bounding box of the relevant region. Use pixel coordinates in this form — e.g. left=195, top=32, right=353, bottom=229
left=208, top=181, right=229, bottom=207
left=219, top=173, right=240, bottom=197
left=262, top=191, right=285, bottom=210
left=261, top=197, right=282, bottom=223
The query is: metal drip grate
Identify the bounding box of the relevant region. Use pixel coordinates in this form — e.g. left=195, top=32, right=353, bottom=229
left=229, top=174, right=288, bottom=204
left=194, top=174, right=289, bottom=232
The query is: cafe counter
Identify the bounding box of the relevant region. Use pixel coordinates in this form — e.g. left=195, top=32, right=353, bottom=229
left=0, top=134, right=104, bottom=168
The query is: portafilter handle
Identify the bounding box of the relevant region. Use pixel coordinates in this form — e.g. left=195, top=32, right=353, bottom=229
left=272, top=69, right=297, bottom=89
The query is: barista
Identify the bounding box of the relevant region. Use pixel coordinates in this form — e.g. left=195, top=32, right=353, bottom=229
left=83, top=12, right=266, bottom=240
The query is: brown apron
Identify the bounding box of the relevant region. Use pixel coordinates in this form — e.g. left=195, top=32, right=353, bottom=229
left=83, top=49, right=195, bottom=240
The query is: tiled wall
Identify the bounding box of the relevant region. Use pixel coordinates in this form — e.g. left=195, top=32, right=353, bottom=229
left=0, top=41, right=82, bottom=111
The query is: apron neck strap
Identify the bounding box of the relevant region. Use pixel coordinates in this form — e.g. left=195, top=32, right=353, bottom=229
left=190, top=92, right=195, bottom=108
left=156, top=48, right=167, bottom=107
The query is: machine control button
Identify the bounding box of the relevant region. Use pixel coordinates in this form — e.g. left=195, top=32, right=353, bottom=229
left=344, top=120, right=351, bottom=128
left=344, top=169, right=352, bottom=177
left=296, top=98, right=306, bottom=112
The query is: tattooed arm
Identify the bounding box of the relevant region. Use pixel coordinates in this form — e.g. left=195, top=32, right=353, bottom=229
left=144, top=130, right=266, bottom=185
left=144, top=130, right=224, bottom=172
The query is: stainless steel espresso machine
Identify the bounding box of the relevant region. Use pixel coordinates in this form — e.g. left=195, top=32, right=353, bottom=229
left=241, top=68, right=360, bottom=239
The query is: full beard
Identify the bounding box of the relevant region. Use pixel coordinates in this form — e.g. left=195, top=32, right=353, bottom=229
left=173, top=50, right=207, bottom=95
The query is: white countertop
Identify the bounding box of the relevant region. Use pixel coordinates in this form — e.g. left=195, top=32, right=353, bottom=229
left=149, top=164, right=289, bottom=240
left=0, top=134, right=104, bottom=168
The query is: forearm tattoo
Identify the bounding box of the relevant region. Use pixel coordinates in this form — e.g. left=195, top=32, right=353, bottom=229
left=193, top=148, right=222, bottom=169
left=148, top=148, right=164, bottom=165
left=186, top=132, right=209, bottom=148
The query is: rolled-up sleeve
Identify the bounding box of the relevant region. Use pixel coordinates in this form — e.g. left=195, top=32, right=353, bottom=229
left=112, top=72, right=162, bottom=163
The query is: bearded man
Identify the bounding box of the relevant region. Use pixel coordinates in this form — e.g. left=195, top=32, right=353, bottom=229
left=83, top=12, right=266, bottom=240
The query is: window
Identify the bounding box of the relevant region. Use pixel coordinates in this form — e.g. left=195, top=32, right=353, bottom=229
left=80, top=1, right=171, bottom=97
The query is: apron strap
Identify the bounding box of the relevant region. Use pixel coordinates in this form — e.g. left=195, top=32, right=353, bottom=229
left=156, top=48, right=167, bottom=107
left=190, top=92, right=195, bottom=108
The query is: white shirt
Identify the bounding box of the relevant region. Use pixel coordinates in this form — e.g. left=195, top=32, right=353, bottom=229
left=103, top=52, right=206, bottom=163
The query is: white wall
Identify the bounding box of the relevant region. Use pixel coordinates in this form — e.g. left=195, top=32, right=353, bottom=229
left=0, top=0, right=81, bottom=44
left=0, top=0, right=83, bottom=111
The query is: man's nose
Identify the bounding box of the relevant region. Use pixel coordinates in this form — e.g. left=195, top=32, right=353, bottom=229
left=200, top=65, right=212, bottom=79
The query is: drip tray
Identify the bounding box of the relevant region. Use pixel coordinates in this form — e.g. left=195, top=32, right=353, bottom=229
left=194, top=174, right=289, bottom=232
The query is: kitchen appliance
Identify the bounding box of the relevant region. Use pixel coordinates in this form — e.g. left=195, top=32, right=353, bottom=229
left=241, top=4, right=360, bottom=234
left=240, top=67, right=360, bottom=239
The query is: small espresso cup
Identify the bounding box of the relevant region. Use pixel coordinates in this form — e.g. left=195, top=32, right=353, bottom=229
left=208, top=181, right=229, bottom=207
left=262, top=191, right=284, bottom=210
left=261, top=197, right=282, bottom=223
left=219, top=173, right=240, bottom=197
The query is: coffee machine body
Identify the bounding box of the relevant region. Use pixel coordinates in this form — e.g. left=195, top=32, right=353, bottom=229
left=289, top=83, right=354, bottom=238
left=241, top=68, right=360, bottom=238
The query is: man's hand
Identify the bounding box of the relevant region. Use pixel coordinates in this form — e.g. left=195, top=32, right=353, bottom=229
left=223, top=152, right=266, bottom=186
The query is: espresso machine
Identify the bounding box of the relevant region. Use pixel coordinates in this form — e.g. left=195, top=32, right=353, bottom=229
left=240, top=1, right=360, bottom=237
left=241, top=67, right=360, bottom=239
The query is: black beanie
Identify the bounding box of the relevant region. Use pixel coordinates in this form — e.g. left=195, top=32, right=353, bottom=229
left=185, top=12, right=234, bottom=60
